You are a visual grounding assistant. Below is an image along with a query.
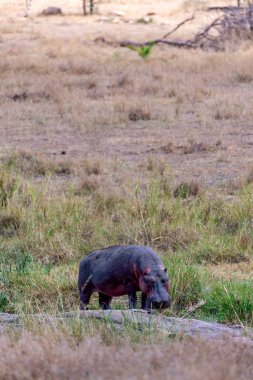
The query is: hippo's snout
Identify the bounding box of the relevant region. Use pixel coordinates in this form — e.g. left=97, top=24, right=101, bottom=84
left=146, top=295, right=171, bottom=310
left=155, top=298, right=171, bottom=309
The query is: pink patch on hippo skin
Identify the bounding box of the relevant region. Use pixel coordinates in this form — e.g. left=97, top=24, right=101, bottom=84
left=133, top=263, right=140, bottom=278
left=143, top=267, right=152, bottom=275
left=99, top=284, right=127, bottom=297
left=139, top=277, right=149, bottom=294
left=143, top=265, right=166, bottom=274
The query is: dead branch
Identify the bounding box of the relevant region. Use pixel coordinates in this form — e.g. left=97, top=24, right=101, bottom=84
left=192, top=16, right=224, bottom=41
left=119, top=39, right=197, bottom=49
left=185, top=300, right=206, bottom=314
left=111, top=6, right=253, bottom=53
left=162, top=15, right=195, bottom=39
left=207, top=6, right=245, bottom=12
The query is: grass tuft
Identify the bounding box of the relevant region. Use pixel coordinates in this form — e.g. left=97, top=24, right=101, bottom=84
left=2, top=152, right=72, bottom=177
left=167, top=259, right=203, bottom=311
left=0, top=214, right=20, bottom=237
left=174, top=181, right=200, bottom=199
left=128, top=108, right=151, bottom=121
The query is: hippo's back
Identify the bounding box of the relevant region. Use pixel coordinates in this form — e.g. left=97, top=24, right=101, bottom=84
left=80, top=245, right=161, bottom=274
left=85, top=244, right=158, bottom=261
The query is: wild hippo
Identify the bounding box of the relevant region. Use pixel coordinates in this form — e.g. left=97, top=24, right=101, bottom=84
left=78, top=245, right=171, bottom=311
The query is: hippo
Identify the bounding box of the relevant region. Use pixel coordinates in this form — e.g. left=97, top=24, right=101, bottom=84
left=78, top=245, right=171, bottom=311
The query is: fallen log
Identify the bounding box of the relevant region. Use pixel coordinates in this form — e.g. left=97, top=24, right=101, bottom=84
left=1, top=311, right=252, bottom=340
left=207, top=6, right=245, bottom=12
left=119, top=39, right=197, bottom=49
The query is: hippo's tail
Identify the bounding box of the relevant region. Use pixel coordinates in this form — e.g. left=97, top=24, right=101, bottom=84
left=78, top=258, right=93, bottom=293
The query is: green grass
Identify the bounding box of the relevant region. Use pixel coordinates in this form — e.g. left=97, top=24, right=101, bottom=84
left=0, top=161, right=252, bottom=326
left=200, top=280, right=253, bottom=325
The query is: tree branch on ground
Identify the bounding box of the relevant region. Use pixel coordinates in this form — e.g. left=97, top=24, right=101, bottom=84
left=96, top=7, right=253, bottom=55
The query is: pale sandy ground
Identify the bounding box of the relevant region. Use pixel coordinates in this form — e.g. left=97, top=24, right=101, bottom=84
left=2, top=0, right=237, bottom=16
left=1, top=0, right=237, bottom=37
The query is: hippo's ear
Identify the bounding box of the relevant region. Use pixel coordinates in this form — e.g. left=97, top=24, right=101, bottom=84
left=164, top=268, right=167, bottom=273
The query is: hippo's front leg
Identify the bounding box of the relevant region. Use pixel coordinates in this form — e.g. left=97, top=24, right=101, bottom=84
left=126, top=284, right=137, bottom=309
left=99, top=293, right=112, bottom=310
left=141, top=293, right=147, bottom=310
left=128, top=292, right=137, bottom=309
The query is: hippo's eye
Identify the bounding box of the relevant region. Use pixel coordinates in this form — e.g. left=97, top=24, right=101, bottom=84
left=146, top=277, right=156, bottom=285
left=161, top=279, right=167, bottom=285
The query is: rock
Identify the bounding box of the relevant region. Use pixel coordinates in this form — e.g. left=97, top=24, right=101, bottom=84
left=94, top=37, right=106, bottom=44
left=98, top=16, right=110, bottom=22
left=1, top=311, right=252, bottom=342
left=0, top=313, right=19, bottom=324
left=72, top=311, right=253, bottom=340
left=137, top=16, right=152, bottom=24
left=109, top=11, right=125, bottom=17
left=41, top=7, right=62, bottom=16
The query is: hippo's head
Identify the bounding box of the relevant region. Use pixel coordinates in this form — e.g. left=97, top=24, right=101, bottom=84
left=139, top=265, right=171, bottom=310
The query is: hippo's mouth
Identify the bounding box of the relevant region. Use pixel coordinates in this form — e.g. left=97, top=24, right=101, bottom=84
left=145, top=298, right=171, bottom=310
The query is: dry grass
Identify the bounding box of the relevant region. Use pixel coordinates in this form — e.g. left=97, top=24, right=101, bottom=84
left=0, top=331, right=252, bottom=380
left=208, top=261, right=253, bottom=281
left=75, top=175, right=100, bottom=194
left=1, top=1, right=253, bottom=186
left=1, top=151, right=72, bottom=177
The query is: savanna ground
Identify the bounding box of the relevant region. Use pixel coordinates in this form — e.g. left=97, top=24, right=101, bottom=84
left=1, top=0, right=253, bottom=378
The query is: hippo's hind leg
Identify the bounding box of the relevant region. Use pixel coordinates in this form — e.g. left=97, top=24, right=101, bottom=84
left=78, top=275, right=94, bottom=310
left=99, top=293, right=112, bottom=310
left=79, top=287, right=93, bottom=310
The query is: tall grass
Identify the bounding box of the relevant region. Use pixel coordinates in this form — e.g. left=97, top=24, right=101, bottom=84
left=200, top=280, right=253, bottom=325
left=0, top=162, right=252, bottom=325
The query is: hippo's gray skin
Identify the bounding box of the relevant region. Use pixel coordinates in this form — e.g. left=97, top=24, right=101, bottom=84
left=78, top=245, right=171, bottom=311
